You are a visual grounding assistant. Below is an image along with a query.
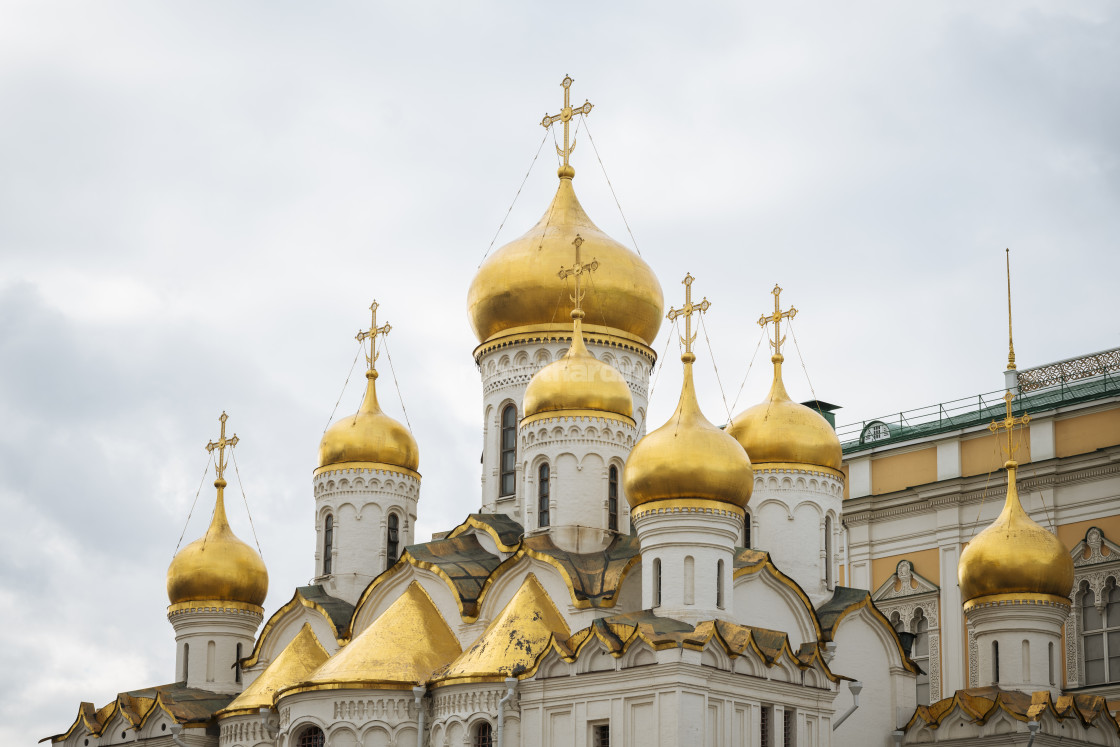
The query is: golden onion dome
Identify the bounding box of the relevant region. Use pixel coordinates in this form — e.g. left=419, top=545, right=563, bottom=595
left=623, top=353, right=754, bottom=510
left=467, top=173, right=664, bottom=346
left=318, top=370, right=419, bottom=473
left=727, top=354, right=842, bottom=472
left=167, top=486, right=268, bottom=607
left=958, top=461, right=1074, bottom=607
left=522, top=311, right=634, bottom=423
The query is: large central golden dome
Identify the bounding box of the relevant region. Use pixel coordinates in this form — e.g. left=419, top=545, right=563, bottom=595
left=467, top=173, right=664, bottom=346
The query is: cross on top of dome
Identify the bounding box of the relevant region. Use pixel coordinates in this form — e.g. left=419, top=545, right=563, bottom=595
left=667, top=273, right=710, bottom=361
left=206, top=411, right=239, bottom=486
left=541, top=75, right=594, bottom=177
left=356, top=300, right=391, bottom=373
left=758, top=284, right=798, bottom=358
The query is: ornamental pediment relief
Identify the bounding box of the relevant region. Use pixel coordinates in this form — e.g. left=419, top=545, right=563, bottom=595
left=1070, top=526, right=1120, bottom=568
left=872, top=559, right=940, bottom=601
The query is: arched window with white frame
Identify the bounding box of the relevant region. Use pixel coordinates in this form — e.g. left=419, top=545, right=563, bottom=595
left=322, top=513, right=334, bottom=575
left=500, top=404, right=517, bottom=497
left=538, top=462, right=550, bottom=528
left=1083, top=579, right=1120, bottom=685
left=386, top=512, right=400, bottom=569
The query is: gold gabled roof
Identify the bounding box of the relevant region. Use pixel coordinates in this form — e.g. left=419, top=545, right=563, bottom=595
left=433, top=573, right=570, bottom=687
left=219, top=623, right=329, bottom=717
left=282, top=582, right=461, bottom=695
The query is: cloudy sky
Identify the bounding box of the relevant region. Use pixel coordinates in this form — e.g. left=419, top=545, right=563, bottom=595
left=2, top=1, right=1117, bottom=742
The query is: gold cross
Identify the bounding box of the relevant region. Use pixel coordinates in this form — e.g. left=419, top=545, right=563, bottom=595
left=558, top=235, right=598, bottom=314
left=206, top=411, right=239, bottom=484
left=989, top=390, right=1030, bottom=461
left=666, top=273, right=710, bottom=357
left=540, top=75, right=594, bottom=171
left=758, top=284, right=798, bottom=356
left=356, top=301, right=391, bottom=370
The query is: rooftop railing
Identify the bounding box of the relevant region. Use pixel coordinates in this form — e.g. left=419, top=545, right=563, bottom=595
left=838, top=346, right=1120, bottom=452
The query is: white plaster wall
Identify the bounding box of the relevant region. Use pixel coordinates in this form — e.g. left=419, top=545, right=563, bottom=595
left=312, top=466, right=419, bottom=605
left=966, top=601, right=1068, bottom=695
left=634, top=509, right=740, bottom=626
left=478, top=337, right=653, bottom=520
left=276, top=688, right=419, bottom=747
left=169, top=606, right=262, bottom=694
left=731, top=573, right=816, bottom=649
left=521, top=414, right=634, bottom=538
left=827, top=606, right=917, bottom=747
left=751, top=468, right=844, bottom=607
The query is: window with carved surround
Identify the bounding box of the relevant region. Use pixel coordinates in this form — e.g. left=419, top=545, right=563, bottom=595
left=873, top=559, right=941, bottom=704
left=1065, top=527, right=1120, bottom=690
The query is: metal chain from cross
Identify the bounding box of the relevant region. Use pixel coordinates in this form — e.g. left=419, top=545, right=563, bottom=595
left=758, top=284, right=798, bottom=356
left=990, top=390, right=1030, bottom=462
left=206, top=411, right=239, bottom=484
left=666, top=273, right=711, bottom=359
left=540, top=75, right=594, bottom=171
left=356, top=300, right=391, bottom=372
left=558, top=235, right=598, bottom=316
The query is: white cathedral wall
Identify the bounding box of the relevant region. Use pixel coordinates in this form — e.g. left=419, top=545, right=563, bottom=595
left=520, top=414, right=634, bottom=542
left=169, top=606, right=262, bottom=695
left=749, top=468, right=844, bottom=608
left=519, top=653, right=839, bottom=747
left=827, top=606, right=917, bottom=747
left=477, top=337, right=652, bottom=521
left=312, top=467, right=419, bottom=606
left=276, top=689, right=418, bottom=747
left=732, top=573, right=817, bottom=649
left=219, top=712, right=274, bottom=747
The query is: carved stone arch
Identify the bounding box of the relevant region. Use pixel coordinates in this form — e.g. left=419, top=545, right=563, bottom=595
left=792, top=499, right=824, bottom=519
left=803, top=666, right=827, bottom=688
left=700, top=643, right=731, bottom=671
left=585, top=425, right=600, bottom=439
left=577, top=639, right=614, bottom=674
left=755, top=496, right=794, bottom=522
left=353, top=477, right=366, bottom=489
left=339, top=478, right=351, bottom=490
left=621, top=642, right=656, bottom=669
left=781, top=476, right=794, bottom=489
left=487, top=360, right=497, bottom=375
left=567, top=425, right=581, bottom=438
left=550, top=426, right=564, bottom=439
left=327, top=480, right=337, bottom=491
left=317, top=503, right=336, bottom=522
left=732, top=654, right=760, bottom=677
left=535, top=348, right=552, bottom=365
left=327, top=724, right=360, bottom=747
left=770, top=654, right=799, bottom=683
left=514, top=351, right=529, bottom=367
left=600, top=351, right=616, bottom=367
left=498, top=354, right=511, bottom=369
left=536, top=651, right=570, bottom=679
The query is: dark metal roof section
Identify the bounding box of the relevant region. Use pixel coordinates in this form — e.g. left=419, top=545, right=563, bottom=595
left=522, top=533, right=641, bottom=607
left=296, top=584, right=355, bottom=633
left=816, top=586, right=874, bottom=639
left=404, top=534, right=503, bottom=618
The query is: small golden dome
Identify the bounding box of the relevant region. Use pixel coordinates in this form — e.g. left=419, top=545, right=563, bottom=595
left=958, top=461, right=1074, bottom=606
left=318, top=371, right=419, bottom=472
left=167, top=487, right=268, bottom=607
left=623, top=354, right=753, bottom=510
left=727, top=355, right=842, bottom=471
left=523, top=312, right=634, bottom=422
left=467, top=175, right=664, bottom=346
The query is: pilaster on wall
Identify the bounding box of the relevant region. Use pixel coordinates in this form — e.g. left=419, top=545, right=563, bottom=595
left=937, top=539, right=965, bottom=693
left=848, top=457, right=871, bottom=499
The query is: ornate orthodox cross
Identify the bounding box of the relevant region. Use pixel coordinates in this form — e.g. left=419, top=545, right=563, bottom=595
left=667, top=273, right=710, bottom=357
left=558, top=235, right=598, bottom=313
left=356, top=300, right=391, bottom=370
left=990, top=390, right=1030, bottom=460
left=758, top=284, right=798, bottom=356
left=540, top=75, right=594, bottom=170
left=206, top=411, right=239, bottom=483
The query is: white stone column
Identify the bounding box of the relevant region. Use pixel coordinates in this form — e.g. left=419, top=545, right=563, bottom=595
left=168, top=604, right=262, bottom=694
left=633, top=503, right=741, bottom=626
left=966, top=598, right=1069, bottom=695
